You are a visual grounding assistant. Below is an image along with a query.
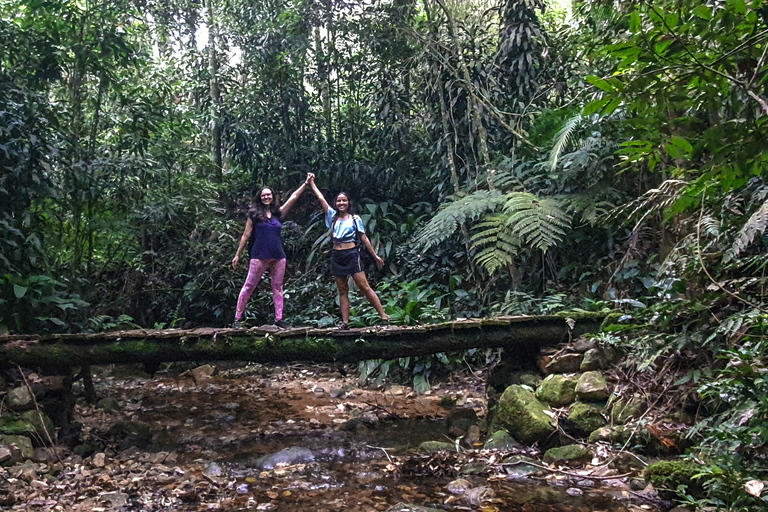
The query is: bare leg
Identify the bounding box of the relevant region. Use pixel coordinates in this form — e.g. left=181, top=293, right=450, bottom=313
left=335, top=276, right=351, bottom=324
left=352, top=272, right=388, bottom=320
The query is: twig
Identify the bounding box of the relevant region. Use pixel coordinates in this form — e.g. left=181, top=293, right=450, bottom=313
left=364, top=444, right=394, bottom=463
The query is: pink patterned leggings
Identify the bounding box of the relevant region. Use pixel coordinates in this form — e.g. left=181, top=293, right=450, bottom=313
left=235, top=258, right=286, bottom=322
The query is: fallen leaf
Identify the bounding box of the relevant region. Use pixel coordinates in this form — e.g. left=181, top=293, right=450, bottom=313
left=745, top=479, right=764, bottom=497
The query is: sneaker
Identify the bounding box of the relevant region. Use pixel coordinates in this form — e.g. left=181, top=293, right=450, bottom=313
left=274, top=319, right=287, bottom=329
left=232, top=320, right=244, bottom=328
left=335, top=322, right=349, bottom=330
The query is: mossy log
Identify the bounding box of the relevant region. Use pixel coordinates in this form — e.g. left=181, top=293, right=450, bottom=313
left=0, top=314, right=603, bottom=371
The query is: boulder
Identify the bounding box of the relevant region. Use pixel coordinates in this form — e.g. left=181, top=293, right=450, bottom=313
left=535, top=374, right=578, bottom=407
left=418, top=441, right=457, bottom=453
left=568, top=402, right=607, bottom=434
left=6, top=387, right=34, bottom=411
left=494, top=385, right=555, bottom=445
left=573, top=338, right=596, bottom=353
left=19, top=410, right=55, bottom=439
left=0, top=411, right=54, bottom=439
left=544, top=353, right=583, bottom=374
left=543, top=444, right=592, bottom=465
left=483, top=430, right=520, bottom=451
left=610, top=396, right=647, bottom=424
left=575, top=371, right=609, bottom=402
left=0, top=434, right=34, bottom=461
left=580, top=348, right=607, bottom=371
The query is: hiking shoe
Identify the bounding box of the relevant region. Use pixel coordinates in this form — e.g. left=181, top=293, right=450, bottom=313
left=336, top=322, right=349, bottom=330
left=232, top=320, right=244, bottom=328
left=274, top=319, right=287, bottom=329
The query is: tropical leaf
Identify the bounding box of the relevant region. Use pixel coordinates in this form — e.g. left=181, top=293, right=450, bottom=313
left=502, top=192, right=571, bottom=253
left=726, top=198, right=768, bottom=262
left=413, top=189, right=504, bottom=250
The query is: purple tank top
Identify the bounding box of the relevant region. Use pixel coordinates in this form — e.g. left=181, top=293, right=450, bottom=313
left=250, top=215, right=286, bottom=260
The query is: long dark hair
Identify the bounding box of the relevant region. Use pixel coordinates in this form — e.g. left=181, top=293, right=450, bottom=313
left=249, top=187, right=282, bottom=223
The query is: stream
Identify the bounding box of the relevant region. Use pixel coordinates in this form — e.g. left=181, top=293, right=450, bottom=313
left=3, top=362, right=664, bottom=511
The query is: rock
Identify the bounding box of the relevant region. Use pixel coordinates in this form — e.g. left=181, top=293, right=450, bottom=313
left=418, top=441, right=456, bottom=453
left=630, top=477, right=647, bottom=490
left=100, top=491, right=128, bottom=507
left=446, top=407, right=477, bottom=436
left=568, top=402, right=607, bottom=434
left=96, top=397, right=121, bottom=412
left=385, top=503, right=446, bottom=512
left=580, top=348, right=608, bottom=371
left=494, top=385, right=555, bottom=445
left=108, top=421, right=153, bottom=442
left=502, top=455, right=541, bottom=478
left=17, top=461, right=37, bottom=482
left=19, top=410, right=55, bottom=439
left=0, top=434, right=34, bottom=461
left=6, top=387, right=34, bottom=411
left=644, top=460, right=704, bottom=498
left=575, top=371, right=610, bottom=402
left=41, top=376, right=66, bottom=392
left=92, top=452, right=106, bottom=468
left=445, top=478, right=473, bottom=494
left=203, top=462, right=223, bottom=478
left=483, top=430, right=520, bottom=450
left=588, top=425, right=631, bottom=445
left=544, top=353, right=583, bottom=374
left=465, top=425, right=481, bottom=447
left=566, top=487, right=583, bottom=496
left=573, top=338, right=596, bottom=352
left=535, top=374, right=578, bottom=407
left=191, top=364, right=215, bottom=384
left=0, top=446, right=11, bottom=464
left=610, top=395, right=647, bottom=424
left=543, top=444, right=591, bottom=465
left=610, top=451, right=647, bottom=474
left=464, top=486, right=494, bottom=506
left=251, top=447, right=315, bottom=469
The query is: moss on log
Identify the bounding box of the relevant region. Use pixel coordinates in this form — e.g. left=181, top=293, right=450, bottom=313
left=0, top=315, right=603, bottom=370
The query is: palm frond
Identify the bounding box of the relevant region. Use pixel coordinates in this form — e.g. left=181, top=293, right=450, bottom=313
left=413, top=189, right=504, bottom=249
left=726, top=198, right=768, bottom=262
left=548, top=114, right=582, bottom=171
left=502, top=192, right=571, bottom=253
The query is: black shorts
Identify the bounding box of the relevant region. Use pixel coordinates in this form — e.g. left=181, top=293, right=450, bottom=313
left=329, top=247, right=363, bottom=277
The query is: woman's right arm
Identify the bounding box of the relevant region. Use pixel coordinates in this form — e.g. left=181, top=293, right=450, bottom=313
left=309, top=175, right=330, bottom=214
left=232, top=217, right=253, bottom=268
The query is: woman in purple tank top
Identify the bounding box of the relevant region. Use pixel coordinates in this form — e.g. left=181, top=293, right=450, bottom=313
left=231, top=175, right=311, bottom=328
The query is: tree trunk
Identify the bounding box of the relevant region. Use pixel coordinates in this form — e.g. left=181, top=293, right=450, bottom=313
left=207, top=0, right=223, bottom=182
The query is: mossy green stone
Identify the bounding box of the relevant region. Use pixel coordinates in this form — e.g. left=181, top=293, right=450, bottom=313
left=418, top=441, right=457, bottom=453
left=483, top=430, right=519, bottom=450
left=19, top=410, right=55, bottom=438
left=543, top=444, right=591, bottom=464
left=568, top=402, right=606, bottom=434
left=610, top=396, right=646, bottom=424
left=496, top=385, right=555, bottom=445
left=0, top=415, right=35, bottom=435
left=575, top=371, right=609, bottom=402
left=643, top=460, right=705, bottom=497
left=535, top=374, right=578, bottom=407
left=0, top=434, right=34, bottom=460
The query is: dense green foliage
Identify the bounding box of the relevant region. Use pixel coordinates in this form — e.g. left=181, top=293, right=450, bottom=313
left=2, top=0, right=768, bottom=507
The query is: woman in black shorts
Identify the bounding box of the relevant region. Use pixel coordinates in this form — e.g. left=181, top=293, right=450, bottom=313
left=308, top=174, right=389, bottom=329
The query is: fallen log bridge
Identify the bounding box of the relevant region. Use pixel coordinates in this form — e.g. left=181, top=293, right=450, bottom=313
left=0, top=314, right=604, bottom=371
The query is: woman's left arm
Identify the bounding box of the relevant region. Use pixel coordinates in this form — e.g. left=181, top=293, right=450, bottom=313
left=279, top=179, right=309, bottom=218
left=359, top=233, right=384, bottom=268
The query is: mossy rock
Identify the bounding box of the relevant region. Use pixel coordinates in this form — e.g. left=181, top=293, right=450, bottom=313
left=568, top=402, right=606, bottom=434
left=19, top=410, right=55, bottom=440
left=588, top=425, right=632, bottom=445
left=575, top=371, right=609, bottom=402
left=483, top=430, right=520, bottom=451
left=0, top=434, right=34, bottom=461
left=643, top=460, right=705, bottom=497
left=0, top=411, right=54, bottom=440
left=495, top=385, right=556, bottom=445
left=610, top=396, right=647, bottom=424
left=543, top=444, right=591, bottom=465
left=501, top=455, right=541, bottom=478
left=418, top=441, right=457, bottom=453
left=535, top=375, right=578, bottom=407
left=580, top=348, right=609, bottom=371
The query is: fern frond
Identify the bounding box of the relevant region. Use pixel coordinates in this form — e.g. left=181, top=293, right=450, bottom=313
left=726, top=198, right=768, bottom=262
left=604, top=179, right=688, bottom=225
left=470, top=214, right=520, bottom=274
left=699, top=214, right=721, bottom=240
left=548, top=114, right=582, bottom=171
left=502, top=192, right=571, bottom=253
left=413, top=189, right=504, bottom=249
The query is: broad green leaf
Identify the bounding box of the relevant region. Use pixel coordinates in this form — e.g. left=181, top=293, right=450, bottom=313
left=413, top=373, right=430, bottom=394
left=584, top=97, right=611, bottom=116
left=13, top=285, right=27, bottom=299
left=692, top=5, right=712, bottom=19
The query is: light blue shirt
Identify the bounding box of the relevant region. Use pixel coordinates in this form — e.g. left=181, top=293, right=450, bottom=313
left=325, top=208, right=365, bottom=243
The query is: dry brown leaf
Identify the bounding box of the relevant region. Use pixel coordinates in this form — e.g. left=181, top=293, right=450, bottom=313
left=745, top=479, right=765, bottom=497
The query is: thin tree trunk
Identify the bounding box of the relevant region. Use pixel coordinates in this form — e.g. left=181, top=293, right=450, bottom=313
left=207, top=0, right=222, bottom=182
